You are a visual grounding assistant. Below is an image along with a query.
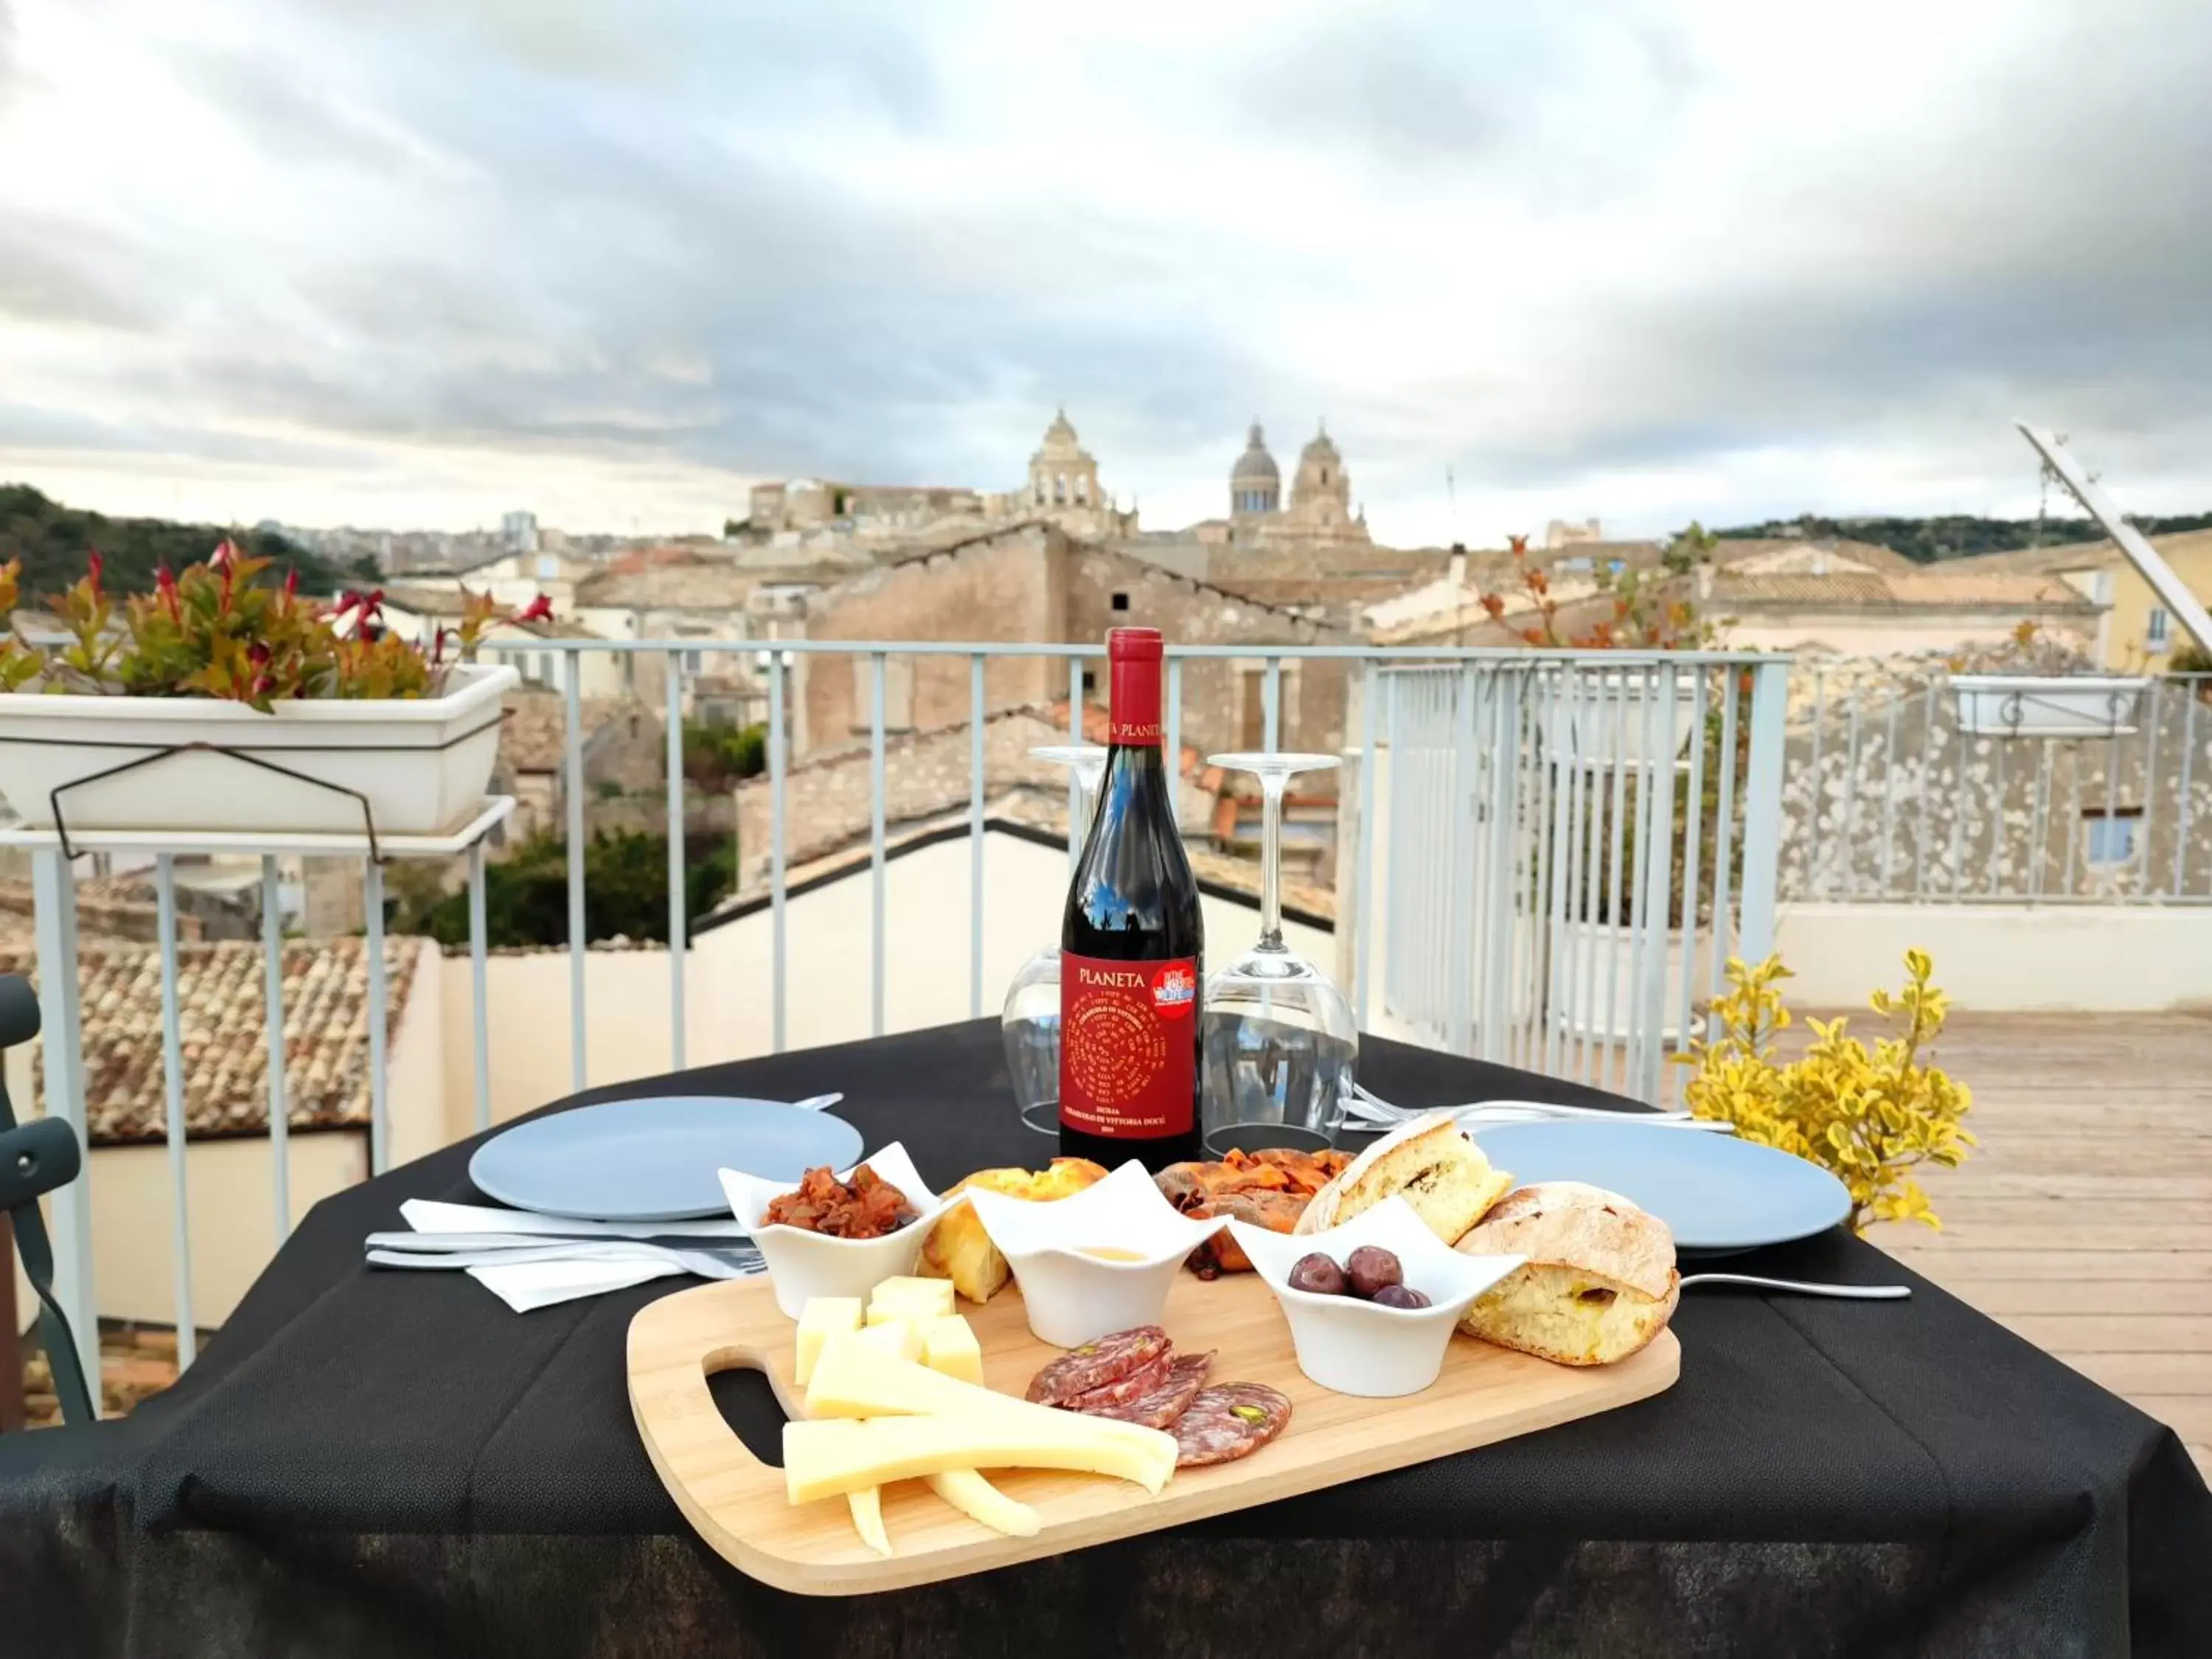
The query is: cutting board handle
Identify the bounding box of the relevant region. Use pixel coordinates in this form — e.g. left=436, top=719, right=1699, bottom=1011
left=627, top=1284, right=793, bottom=1530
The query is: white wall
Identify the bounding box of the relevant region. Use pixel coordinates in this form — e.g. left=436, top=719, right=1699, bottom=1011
left=11, top=938, right=444, bottom=1332
left=440, top=829, right=1336, bottom=1124
left=85, top=1130, right=369, bottom=1327
left=1776, top=901, right=2212, bottom=1012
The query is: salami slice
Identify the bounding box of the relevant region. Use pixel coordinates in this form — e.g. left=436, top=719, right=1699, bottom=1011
left=1081, top=1351, right=1215, bottom=1430
left=1062, top=1346, right=1173, bottom=1411
left=1024, top=1326, right=1170, bottom=1405
left=1172, top=1382, right=1293, bottom=1467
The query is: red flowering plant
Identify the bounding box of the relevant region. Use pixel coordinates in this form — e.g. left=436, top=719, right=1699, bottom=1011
left=0, top=545, right=557, bottom=711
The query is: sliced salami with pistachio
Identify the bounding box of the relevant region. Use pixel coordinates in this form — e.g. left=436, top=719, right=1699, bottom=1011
left=1171, top=1382, right=1293, bottom=1467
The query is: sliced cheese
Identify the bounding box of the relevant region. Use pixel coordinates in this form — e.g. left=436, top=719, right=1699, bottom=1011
left=866, top=1276, right=956, bottom=1323
left=804, top=1338, right=1169, bottom=1454
left=849, top=1319, right=924, bottom=1364
left=845, top=1485, right=891, bottom=1557
left=927, top=1470, right=1040, bottom=1538
left=783, top=1416, right=1173, bottom=1503
left=793, top=1296, right=863, bottom=1387
left=922, top=1313, right=984, bottom=1387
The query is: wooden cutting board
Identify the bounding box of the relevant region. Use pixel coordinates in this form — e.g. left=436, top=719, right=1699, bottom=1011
left=628, top=1267, right=1678, bottom=1596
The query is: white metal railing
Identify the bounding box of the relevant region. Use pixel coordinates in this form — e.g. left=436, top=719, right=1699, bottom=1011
left=1374, top=656, right=1787, bottom=1108
left=1781, top=671, right=2212, bottom=904
left=9, top=639, right=1784, bottom=1411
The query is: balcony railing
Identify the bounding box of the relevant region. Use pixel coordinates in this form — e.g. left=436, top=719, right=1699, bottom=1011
left=1781, top=670, right=2212, bottom=904
left=7, top=640, right=1784, bottom=1412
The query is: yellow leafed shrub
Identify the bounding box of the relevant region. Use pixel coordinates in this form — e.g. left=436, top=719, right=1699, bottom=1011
left=1675, top=950, right=1975, bottom=1234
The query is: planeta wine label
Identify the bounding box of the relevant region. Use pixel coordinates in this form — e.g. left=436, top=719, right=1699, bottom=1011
left=1059, top=951, right=1197, bottom=1138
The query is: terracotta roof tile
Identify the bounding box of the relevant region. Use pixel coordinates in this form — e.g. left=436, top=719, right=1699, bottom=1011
left=0, top=936, right=417, bottom=1145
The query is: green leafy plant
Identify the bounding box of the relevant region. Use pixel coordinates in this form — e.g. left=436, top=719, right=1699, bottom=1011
left=1675, top=950, right=1976, bottom=1234
left=681, top=720, right=768, bottom=791
left=390, top=827, right=739, bottom=947
left=0, top=546, right=553, bottom=709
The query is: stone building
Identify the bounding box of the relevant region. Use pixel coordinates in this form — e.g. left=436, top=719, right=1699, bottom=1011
left=791, top=521, right=1349, bottom=768
left=1208, top=422, right=1371, bottom=547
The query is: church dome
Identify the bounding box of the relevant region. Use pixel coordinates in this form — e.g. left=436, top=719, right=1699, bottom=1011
left=1231, top=422, right=1280, bottom=485
left=1298, top=427, right=1342, bottom=469
left=1036, top=407, right=1086, bottom=458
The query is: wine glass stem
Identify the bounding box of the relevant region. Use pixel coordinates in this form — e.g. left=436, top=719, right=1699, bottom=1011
left=1259, top=771, right=1287, bottom=950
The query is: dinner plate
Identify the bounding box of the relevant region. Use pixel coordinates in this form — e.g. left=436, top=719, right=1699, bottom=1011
left=469, top=1097, right=863, bottom=1222
left=1467, top=1120, right=1851, bottom=1253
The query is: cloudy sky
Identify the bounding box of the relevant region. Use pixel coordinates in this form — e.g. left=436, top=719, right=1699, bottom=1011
left=2, top=0, right=2208, bottom=544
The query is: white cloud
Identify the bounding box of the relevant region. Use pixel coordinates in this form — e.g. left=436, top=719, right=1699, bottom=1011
left=1, top=0, right=2208, bottom=540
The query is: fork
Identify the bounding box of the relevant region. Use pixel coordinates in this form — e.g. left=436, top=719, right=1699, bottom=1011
left=366, top=1240, right=765, bottom=1281
left=1345, top=1084, right=1735, bottom=1132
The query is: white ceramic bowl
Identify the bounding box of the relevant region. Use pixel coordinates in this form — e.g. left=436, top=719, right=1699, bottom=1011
left=718, top=1141, right=945, bottom=1319
left=966, top=1160, right=1229, bottom=1349
left=1229, top=1197, right=1526, bottom=1397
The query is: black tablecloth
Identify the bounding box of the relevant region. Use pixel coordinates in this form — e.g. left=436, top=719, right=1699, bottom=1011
left=4, top=1019, right=2208, bottom=1658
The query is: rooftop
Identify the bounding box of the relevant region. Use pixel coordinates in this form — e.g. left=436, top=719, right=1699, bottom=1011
left=0, top=936, right=418, bottom=1145
left=498, top=689, right=657, bottom=775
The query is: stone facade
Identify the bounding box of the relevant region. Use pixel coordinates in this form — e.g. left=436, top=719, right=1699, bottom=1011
left=731, top=706, right=1214, bottom=886
left=1779, top=671, right=2212, bottom=902
left=793, top=523, right=1351, bottom=768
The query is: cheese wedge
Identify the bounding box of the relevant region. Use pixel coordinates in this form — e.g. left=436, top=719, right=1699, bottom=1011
left=804, top=1339, right=1168, bottom=1454
left=849, top=1318, right=924, bottom=1364
left=926, top=1470, right=1040, bottom=1538
left=922, top=1314, right=984, bottom=1387
left=866, top=1276, right=956, bottom=1324
left=783, top=1416, right=1174, bottom=1503
left=793, top=1297, right=863, bottom=1387
left=846, top=1486, right=891, bottom=1557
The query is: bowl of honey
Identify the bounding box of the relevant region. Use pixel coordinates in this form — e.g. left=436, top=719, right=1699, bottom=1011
left=966, top=1161, right=1229, bottom=1347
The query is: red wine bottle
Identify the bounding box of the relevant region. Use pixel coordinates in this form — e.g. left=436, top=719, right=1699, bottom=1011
left=1060, top=627, right=1204, bottom=1171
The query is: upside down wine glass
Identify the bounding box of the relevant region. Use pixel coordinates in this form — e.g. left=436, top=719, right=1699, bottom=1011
left=1001, top=744, right=1110, bottom=1133
left=1200, top=752, right=1358, bottom=1156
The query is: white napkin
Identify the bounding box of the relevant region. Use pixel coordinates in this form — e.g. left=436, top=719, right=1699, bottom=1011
left=391, top=1198, right=742, bottom=1312
left=468, top=1254, right=687, bottom=1312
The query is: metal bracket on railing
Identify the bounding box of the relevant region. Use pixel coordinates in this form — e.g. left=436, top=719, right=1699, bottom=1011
left=45, top=741, right=387, bottom=863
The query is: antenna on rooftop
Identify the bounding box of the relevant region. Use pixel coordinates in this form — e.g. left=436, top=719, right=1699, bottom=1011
left=1445, top=465, right=1458, bottom=543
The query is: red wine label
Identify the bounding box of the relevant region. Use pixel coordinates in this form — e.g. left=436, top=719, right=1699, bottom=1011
left=1059, top=952, right=1197, bottom=1138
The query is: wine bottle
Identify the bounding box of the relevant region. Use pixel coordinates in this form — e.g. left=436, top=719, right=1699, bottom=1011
left=1059, top=627, right=1204, bottom=1170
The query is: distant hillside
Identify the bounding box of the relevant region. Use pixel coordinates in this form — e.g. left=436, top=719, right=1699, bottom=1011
left=0, top=484, right=375, bottom=599
left=1715, top=511, right=2212, bottom=565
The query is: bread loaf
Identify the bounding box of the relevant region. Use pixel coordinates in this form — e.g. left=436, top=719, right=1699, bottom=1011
left=1454, top=1181, right=1679, bottom=1366
left=1293, top=1113, right=1513, bottom=1245
left=918, top=1159, right=1107, bottom=1302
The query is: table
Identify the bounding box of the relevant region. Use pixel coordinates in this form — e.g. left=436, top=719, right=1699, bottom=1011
left=4, top=1020, right=2209, bottom=1658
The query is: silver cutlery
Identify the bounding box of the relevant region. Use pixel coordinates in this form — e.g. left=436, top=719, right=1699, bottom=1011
left=366, top=1240, right=765, bottom=1280
left=1679, top=1273, right=1910, bottom=1300
left=1345, top=1085, right=1734, bottom=1133
left=367, top=1231, right=747, bottom=1254
left=791, top=1093, right=844, bottom=1113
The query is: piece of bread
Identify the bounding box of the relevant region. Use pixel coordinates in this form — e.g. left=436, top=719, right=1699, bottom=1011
left=917, top=1158, right=1108, bottom=1302
left=1454, top=1182, right=1680, bottom=1366
left=1292, top=1113, right=1513, bottom=1245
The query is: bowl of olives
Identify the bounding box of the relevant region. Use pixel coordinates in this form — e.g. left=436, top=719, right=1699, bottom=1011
left=1227, top=1196, right=1526, bottom=1397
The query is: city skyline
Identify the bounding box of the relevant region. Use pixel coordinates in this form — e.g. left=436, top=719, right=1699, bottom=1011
left=3, top=1, right=2208, bottom=543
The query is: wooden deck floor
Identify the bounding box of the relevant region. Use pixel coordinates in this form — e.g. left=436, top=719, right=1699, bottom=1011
left=1817, top=1008, right=2212, bottom=1479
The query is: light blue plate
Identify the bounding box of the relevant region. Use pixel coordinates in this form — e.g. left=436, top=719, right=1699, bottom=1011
left=468, top=1096, right=863, bottom=1222
left=1467, top=1120, right=1851, bottom=1253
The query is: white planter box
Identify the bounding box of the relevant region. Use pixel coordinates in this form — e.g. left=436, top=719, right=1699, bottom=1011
left=1543, top=669, right=1700, bottom=768
left=0, top=663, right=518, bottom=838
left=1950, top=675, right=2149, bottom=738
